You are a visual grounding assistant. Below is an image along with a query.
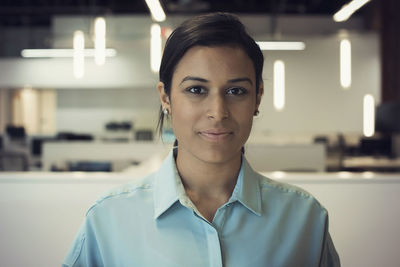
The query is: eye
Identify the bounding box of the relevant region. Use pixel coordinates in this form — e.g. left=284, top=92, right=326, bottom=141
left=186, top=86, right=207, bottom=95
left=226, top=87, right=247, bottom=95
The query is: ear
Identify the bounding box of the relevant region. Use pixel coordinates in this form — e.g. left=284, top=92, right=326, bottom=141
left=157, top=82, right=170, bottom=111
left=255, top=83, right=264, bottom=111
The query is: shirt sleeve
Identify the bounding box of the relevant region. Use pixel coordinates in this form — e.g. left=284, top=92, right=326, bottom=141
left=62, top=220, right=104, bottom=267
left=319, top=230, right=341, bottom=267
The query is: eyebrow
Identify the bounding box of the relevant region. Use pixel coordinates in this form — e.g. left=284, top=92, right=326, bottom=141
left=180, top=76, right=253, bottom=85
left=228, top=77, right=253, bottom=85
left=180, top=76, right=208, bottom=85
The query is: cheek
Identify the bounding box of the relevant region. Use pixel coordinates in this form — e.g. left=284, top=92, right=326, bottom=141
left=171, top=100, right=200, bottom=133
left=238, top=115, right=254, bottom=132
left=232, top=103, right=255, bottom=131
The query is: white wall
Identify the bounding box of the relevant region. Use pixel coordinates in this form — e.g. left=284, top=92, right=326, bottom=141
left=56, top=88, right=160, bottom=134
left=254, top=33, right=380, bottom=135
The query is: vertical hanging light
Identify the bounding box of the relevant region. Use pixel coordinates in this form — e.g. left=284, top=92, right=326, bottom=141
left=340, top=39, right=351, bottom=89
left=73, top=30, right=85, bottom=78
left=150, top=24, right=162, bottom=73
left=94, top=17, right=106, bottom=66
left=363, top=94, right=375, bottom=137
left=273, top=60, right=285, bottom=111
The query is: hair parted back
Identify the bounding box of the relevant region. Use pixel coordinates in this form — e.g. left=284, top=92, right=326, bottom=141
left=157, top=12, right=264, bottom=137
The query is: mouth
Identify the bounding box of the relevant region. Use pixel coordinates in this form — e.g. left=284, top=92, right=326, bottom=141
left=198, top=129, right=233, bottom=142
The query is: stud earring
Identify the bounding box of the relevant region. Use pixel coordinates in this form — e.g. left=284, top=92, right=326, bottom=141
left=163, top=108, right=169, bottom=115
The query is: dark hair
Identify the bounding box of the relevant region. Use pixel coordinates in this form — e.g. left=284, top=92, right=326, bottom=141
left=157, top=12, right=264, bottom=137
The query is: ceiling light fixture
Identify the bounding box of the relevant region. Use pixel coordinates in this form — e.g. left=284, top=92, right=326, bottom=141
left=144, top=0, right=166, bottom=22
left=340, top=39, right=352, bottom=89
left=150, top=24, right=162, bottom=73
left=273, top=60, right=285, bottom=111
left=73, top=30, right=85, bottom=79
left=363, top=94, right=375, bottom=137
left=94, top=17, right=106, bottom=65
left=333, top=0, right=371, bottom=22
left=21, top=49, right=117, bottom=58
left=256, top=41, right=305, bottom=51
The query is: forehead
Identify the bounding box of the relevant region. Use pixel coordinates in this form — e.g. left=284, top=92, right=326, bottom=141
left=172, top=45, right=256, bottom=83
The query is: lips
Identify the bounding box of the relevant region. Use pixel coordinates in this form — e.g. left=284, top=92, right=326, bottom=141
left=198, top=128, right=233, bottom=142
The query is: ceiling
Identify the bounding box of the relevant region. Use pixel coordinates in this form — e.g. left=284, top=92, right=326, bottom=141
left=0, top=0, right=378, bottom=57
left=0, top=0, right=369, bottom=27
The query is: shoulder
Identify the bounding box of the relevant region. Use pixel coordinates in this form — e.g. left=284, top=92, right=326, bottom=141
left=255, top=172, right=327, bottom=213
left=86, top=173, right=156, bottom=216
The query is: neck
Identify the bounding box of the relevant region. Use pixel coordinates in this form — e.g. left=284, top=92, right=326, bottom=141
left=175, top=147, right=242, bottom=199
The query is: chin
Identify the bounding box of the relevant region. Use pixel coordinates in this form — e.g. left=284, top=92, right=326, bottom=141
left=195, top=145, right=242, bottom=165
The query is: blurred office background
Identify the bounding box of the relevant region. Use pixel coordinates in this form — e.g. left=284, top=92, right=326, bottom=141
left=0, top=0, right=400, bottom=266
left=0, top=0, right=399, bottom=173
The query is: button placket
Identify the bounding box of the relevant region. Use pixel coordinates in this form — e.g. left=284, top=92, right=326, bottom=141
left=204, top=222, right=223, bottom=267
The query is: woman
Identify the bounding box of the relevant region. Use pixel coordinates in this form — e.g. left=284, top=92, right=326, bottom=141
left=63, top=13, right=340, bottom=267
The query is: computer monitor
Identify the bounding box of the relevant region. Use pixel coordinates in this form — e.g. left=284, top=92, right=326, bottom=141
left=68, top=161, right=112, bottom=172
left=6, top=125, right=26, bottom=140
left=56, top=132, right=93, bottom=141
left=360, top=136, right=392, bottom=156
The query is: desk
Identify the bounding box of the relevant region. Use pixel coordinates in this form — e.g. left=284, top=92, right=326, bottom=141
left=343, top=156, right=400, bottom=171
left=42, top=141, right=171, bottom=171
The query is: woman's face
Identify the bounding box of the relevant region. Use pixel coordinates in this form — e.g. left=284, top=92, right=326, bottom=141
left=159, top=45, right=263, bottom=165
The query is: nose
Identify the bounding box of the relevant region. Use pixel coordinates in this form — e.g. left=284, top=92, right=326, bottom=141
left=206, top=94, right=229, bottom=121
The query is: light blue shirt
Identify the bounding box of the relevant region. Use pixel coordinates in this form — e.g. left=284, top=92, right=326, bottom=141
left=63, top=151, right=340, bottom=267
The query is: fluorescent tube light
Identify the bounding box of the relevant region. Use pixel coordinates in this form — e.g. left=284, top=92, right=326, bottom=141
left=150, top=24, right=162, bottom=73
left=144, top=0, right=166, bottom=22
left=273, top=60, right=285, bottom=111
left=73, top=30, right=85, bottom=79
left=334, top=0, right=371, bottom=22
left=363, top=94, right=375, bottom=137
left=256, top=41, right=305, bottom=51
left=340, top=39, right=352, bottom=89
left=94, top=17, right=106, bottom=65
left=21, top=49, right=117, bottom=58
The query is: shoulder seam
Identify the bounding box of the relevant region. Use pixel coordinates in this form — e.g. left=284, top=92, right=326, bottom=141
left=257, top=174, right=326, bottom=211
left=86, top=182, right=153, bottom=216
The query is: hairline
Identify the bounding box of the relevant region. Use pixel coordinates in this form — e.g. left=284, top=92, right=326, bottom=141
left=166, top=44, right=259, bottom=95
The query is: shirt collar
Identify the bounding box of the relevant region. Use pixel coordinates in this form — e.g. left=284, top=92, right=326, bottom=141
left=230, top=157, right=262, bottom=216
left=153, top=151, right=262, bottom=219
left=153, top=151, right=186, bottom=219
